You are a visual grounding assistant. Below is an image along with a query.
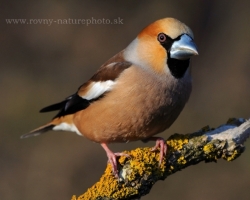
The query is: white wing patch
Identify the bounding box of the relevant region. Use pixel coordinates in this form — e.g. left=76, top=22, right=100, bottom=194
left=82, top=80, right=115, bottom=100
left=53, top=122, right=82, bottom=136
left=106, top=62, right=117, bottom=68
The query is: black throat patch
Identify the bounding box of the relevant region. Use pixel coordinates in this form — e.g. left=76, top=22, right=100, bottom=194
left=157, top=33, right=190, bottom=79
left=167, top=56, right=190, bottom=79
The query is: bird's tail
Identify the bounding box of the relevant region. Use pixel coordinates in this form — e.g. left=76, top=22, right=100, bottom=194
left=21, top=114, right=76, bottom=139
left=21, top=123, right=55, bottom=139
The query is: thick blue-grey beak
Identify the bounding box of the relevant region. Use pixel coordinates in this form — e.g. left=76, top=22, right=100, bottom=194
left=170, top=34, right=198, bottom=60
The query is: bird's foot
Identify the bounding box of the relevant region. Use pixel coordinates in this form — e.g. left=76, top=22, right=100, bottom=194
left=101, top=143, right=130, bottom=178
left=150, top=137, right=167, bottom=166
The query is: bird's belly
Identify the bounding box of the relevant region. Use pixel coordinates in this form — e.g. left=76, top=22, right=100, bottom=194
left=74, top=93, right=186, bottom=143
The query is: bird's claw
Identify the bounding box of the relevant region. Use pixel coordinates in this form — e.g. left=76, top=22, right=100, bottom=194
left=107, top=152, right=130, bottom=178
left=150, top=137, right=167, bottom=166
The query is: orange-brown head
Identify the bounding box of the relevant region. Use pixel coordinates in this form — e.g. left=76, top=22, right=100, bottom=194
left=124, top=18, right=198, bottom=77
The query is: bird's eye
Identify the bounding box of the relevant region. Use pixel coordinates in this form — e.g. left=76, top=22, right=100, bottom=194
left=158, top=33, right=167, bottom=43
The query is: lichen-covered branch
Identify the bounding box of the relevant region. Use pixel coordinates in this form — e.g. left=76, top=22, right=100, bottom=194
left=72, top=118, right=250, bottom=200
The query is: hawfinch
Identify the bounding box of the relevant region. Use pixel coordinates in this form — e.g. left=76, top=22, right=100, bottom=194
left=22, top=18, right=198, bottom=177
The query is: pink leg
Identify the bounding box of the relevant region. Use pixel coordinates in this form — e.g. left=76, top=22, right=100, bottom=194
left=101, top=143, right=130, bottom=178
left=149, top=137, right=167, bottom=166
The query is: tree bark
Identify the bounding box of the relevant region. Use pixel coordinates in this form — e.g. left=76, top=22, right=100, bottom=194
left=72, top=118, right=250, bottom=200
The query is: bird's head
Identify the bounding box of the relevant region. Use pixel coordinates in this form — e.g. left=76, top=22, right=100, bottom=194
left=124, top=18, right=198, bottom=78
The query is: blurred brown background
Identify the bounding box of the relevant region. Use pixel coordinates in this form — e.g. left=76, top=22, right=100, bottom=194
left=1, top=0, right=250, bottom=199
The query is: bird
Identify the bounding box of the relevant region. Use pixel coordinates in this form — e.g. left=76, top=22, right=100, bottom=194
left=21, top=17, right=198, bottom=177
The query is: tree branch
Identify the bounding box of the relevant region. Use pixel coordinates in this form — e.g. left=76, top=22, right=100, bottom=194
left=71, top=118, right=250, bottom=200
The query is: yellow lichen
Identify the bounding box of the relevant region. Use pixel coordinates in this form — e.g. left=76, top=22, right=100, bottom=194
left=167, top=134, right=189, bottom=151
left=73, top=146, right=167, bottom=200
left=71, top=119, right=247, bottom=200
left=203, top=143, right=219, bottom=161
left=225, top=150, right=240, bottom=161
left=75, top=164, right=122, bottom=200
left=203, top=143, right=215, bottom=154
left=177, top=156, right=186, bottom=165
